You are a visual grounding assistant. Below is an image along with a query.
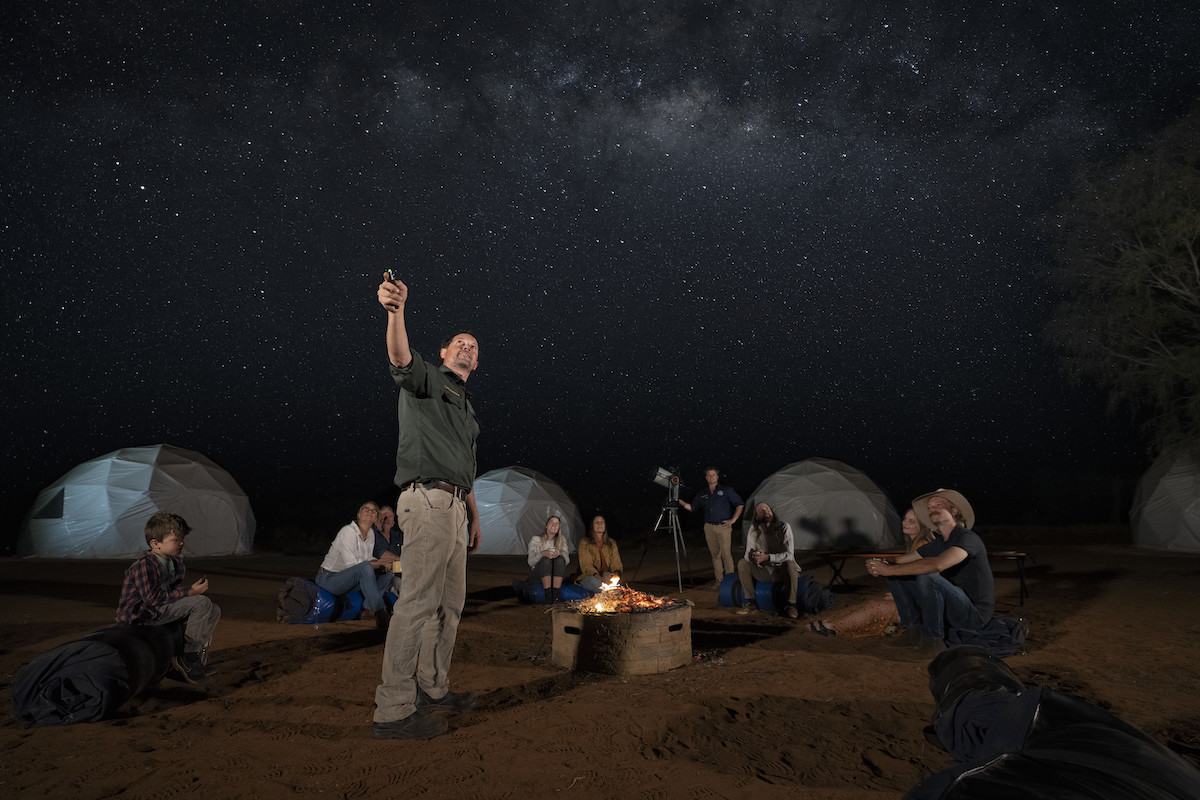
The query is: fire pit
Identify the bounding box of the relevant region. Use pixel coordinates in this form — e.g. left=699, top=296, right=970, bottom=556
left=551, top=580, right=692, bottom=675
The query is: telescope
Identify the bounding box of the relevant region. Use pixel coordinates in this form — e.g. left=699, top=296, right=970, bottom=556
left=642, top=466, right=688, bottom=590
left=651, top=466, right=681, bottom=504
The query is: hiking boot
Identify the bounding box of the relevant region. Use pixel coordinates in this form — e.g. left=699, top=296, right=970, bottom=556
left=736, top=601, right=757, bottom=616
left=371, top=710, right=448, bottom=740
left=783, top=605, right=799, bottom=619
left=171, top=653, right=207, bottom=683
left=375, top=608, right=391, bottom=630
left=885, top=627, right=923, bottom=648
left=416, top=686, right=476, bottom=712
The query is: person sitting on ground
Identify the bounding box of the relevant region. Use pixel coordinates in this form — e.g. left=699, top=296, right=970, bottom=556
left=316, top=501, right=394, bottom=628
left=865, top=488, right=995, bottom=656
left=115, top=511, right=221, bottom=683
left=577, top=514, right=623, bottom=594
left=527, top=515, right=570, bottom=603
left=737, top=502, right=802, bottom=619
left=809, top=507, right=934, bottom=637
left=373, top=504, right=403, bottom=595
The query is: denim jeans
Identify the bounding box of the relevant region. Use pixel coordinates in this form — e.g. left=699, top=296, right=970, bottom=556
left=887, top=572, right=987, bottom=641
left=314, top=562, right=393, bottom=612
left=579, top=575, right=604, bottom=594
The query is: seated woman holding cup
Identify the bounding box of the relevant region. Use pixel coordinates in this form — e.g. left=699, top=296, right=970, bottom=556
left=527, top=516, right=571, bottom=604
left=315, top=501, right=395, bottom=628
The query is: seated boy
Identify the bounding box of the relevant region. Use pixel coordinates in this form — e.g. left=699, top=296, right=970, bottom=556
left=115, top=511, right=222, bottom=683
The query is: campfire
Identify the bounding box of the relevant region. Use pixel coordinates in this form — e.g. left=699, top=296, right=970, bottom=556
left=552, top=576, right=693, bottom=674
left=570, top=576, right=683, bottom=614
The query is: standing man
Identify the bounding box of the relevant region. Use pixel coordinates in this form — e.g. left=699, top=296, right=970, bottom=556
left=372, top=272, right=483, bottom=741
left=866, top=489, right=994, bottom=656
left=678, top=467, right=744, bottom=584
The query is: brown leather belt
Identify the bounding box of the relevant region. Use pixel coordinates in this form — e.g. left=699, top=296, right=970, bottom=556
left=403, top=480, right=469, bottom=500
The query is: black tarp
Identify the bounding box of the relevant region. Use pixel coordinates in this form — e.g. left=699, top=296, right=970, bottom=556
left=906, top=645, right=1200, bottom=799
left=10, top=623, right=182, bottom=726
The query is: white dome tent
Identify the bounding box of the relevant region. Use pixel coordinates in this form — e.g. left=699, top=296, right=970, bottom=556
left=1131, top=449, right=1200, bottom=553
left=472, top=466, right=583, bottom=556
left=18, top=444, right=256, bottom=558
left=743, top=458, right=902, bottom=550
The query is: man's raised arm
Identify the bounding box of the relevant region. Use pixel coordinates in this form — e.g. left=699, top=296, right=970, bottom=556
left=378, top=272, right=412, bottom=368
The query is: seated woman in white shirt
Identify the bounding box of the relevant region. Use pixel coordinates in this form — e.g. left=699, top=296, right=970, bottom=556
left=527, top=516, right=570, bottom=604
left=315, top=501, right=394, bottom=628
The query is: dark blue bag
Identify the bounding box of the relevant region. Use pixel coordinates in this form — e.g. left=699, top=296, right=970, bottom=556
left=945, top=617, right=1026, bottom=657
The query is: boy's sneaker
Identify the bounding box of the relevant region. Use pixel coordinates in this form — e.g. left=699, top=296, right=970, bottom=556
left=171, top=653, right=207, bottom=683
left=736, top=601, right=757, bottom=616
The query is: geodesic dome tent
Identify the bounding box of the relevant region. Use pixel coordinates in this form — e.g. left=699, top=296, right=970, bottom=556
left=743, top=457, right=903, bottom=550
left=472, top=466, right=584, bottom=556
left=18, top=444, right=256, bottom=558
left=1131, top=449, right=1200, bottom=553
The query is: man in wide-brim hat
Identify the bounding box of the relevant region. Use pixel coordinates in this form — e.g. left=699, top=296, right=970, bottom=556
left=911, top=489, right=974, bottom=531
left=865, top=488, right=994, bottom=655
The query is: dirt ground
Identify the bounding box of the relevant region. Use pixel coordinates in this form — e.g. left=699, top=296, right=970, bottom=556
left=3, top=534, right=1200, bottom=800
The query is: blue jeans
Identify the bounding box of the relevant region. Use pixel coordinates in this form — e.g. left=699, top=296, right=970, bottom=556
left=579, top=575, right=604, bottom=594
left=887, top=573, right=987, bottom=641
left=315, top=562, right=393, bottom=612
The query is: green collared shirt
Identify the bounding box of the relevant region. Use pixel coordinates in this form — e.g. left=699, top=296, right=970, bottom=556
left=390, top=349, right=479, bottom=491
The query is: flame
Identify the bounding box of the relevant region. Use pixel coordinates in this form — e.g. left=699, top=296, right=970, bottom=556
left=574, top=577, right=677, bottom=614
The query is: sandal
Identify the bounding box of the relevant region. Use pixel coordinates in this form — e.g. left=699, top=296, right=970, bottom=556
left=808, top=620, right=836, bottom=637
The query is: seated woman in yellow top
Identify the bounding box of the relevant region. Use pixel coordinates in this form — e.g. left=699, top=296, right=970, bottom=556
left=577, top=514, right=623, bottom=595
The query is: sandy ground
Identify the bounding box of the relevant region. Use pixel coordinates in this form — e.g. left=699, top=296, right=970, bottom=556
left=3, top=536, right=1200, bottom=800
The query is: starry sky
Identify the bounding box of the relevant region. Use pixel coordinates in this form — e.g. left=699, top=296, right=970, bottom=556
left=4, top=1, right=1199, bottom=543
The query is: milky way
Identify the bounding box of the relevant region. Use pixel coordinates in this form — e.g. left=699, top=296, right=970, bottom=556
left=3, top=1, right=1198, bottom=538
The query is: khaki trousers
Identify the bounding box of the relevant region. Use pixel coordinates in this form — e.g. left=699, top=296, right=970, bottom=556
left=374, top=485, right=468, bottom=723
left=703, top=522, right=735, bottom=581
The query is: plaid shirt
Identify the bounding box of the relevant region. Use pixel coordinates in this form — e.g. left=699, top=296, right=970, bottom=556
left=115, top=550, right=188, bottom=624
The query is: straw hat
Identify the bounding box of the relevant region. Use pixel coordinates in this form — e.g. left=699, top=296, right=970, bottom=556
left=912, top=488, right=975, bottom=530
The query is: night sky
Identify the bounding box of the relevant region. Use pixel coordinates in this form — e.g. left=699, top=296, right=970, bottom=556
left=4, top=2, right=1199, bottom=542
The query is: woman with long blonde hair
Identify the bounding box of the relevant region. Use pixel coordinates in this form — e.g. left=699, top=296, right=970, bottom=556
left=808, top=508, right=932, bottom=637
left=527, top=516, right=570, bottom=603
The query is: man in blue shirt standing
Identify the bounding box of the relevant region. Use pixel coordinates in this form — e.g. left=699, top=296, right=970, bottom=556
left=679, top=467, right=745, bottom=584
left=866, top=488, right=994, bottom=656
